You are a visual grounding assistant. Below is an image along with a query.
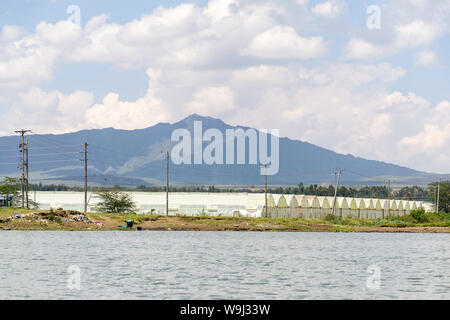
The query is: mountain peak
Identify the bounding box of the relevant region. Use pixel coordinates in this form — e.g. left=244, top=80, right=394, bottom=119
left=182, top=113, right=219, bottom=122
left=175, top=113, right=228, bottom=129
left=184, top=113, right=204, bottom=121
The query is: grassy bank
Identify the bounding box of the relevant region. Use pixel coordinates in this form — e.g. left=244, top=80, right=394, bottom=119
left=0, top=207, right=449, bottom=232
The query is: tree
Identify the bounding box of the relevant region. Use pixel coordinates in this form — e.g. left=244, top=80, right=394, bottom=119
left=0, top=177, right=40, bottom=208
left=0, top=177, right=19, bottom=194
left=428, top=180, right=450, bottom=213
left=0, top=177, right=20, bottom=207
left=93, top=190, right=137, bottom=213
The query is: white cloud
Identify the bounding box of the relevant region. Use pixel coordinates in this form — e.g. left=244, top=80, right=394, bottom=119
left=296, top=0, right=309, bottom=6
left=343, top=0, right=450, bottom=61
left=344, top=20, right=445, bottom=60
left=311, top=0, right=345, bottom=18
left=204, top=0, right=239, bottom=23
left=396, top=98, right=450, bottom=172
left=415, top=50, right=438, bottom=66
left=241, top=26, right=327, bottom=59
left=187, top=86, right=235, bottom=116
left=401, top=124, right=449, bottom=152
left=395, top=20, right=443, bottom=47
left=35, top=21, right=82, bottom=46
left=4, top=87, right=94, bottom=134
left=84, top=70, right=169, bottom=131
left=343, top=38, right=385, bottom=60
left=0, top=25, right=26, bottom=42
left=436, top=101, right=450, bottom=114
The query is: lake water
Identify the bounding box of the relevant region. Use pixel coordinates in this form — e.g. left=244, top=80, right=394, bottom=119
left=0, top=231, right=448, bottom=300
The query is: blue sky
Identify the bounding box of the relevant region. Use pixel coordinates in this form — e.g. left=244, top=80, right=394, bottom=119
left=0, top=0, right=449, bottom=172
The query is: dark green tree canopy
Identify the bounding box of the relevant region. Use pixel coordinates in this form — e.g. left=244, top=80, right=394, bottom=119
left=93, top=190, right=137, bottom=213
left=429, top=181, right=449, bottom=213
left=0, top=177, right=20, bottom=195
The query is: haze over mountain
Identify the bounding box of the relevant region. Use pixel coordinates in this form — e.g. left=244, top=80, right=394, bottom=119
left=0, top=114, right=447, bottom=186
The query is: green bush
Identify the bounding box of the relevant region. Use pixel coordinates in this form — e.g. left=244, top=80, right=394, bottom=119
left=324, top=214, right=342, bottom=224
left=410, top=209, right=428, bottom=223
left=93, top=190, right=137, bottom=213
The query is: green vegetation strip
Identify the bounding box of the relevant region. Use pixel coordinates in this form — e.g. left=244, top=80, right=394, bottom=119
left=1, top=207, right=449, bottom=231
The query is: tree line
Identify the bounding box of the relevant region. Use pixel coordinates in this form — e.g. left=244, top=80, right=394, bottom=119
left=5, top=180, right=436, bottom=200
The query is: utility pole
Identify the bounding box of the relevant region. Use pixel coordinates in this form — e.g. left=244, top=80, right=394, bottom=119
left=15, top=129, right=31, bottom=208
left=166, top=151, right=169, bottom=217
left=387, top=180, right=391, bottom=217
left=332, top=171, right=337, bottom=215
left=331, top=169, right=342, bottom=216
left=434, top=185, right=437, bottom=212
left=82, top=143, right=88, bottom=214
left=264, top=164, right=268, bottom=218
left=25, top=140, right=29, bottom=209
left=436, top=177, right=441, bottom=213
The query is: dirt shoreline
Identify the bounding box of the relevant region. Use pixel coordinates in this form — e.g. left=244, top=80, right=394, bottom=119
left=0, top=210, right=449, bottom=233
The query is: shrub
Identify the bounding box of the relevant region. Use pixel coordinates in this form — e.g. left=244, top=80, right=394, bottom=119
left=324, top=214, right=341, bottom=224
left=410, top=209, right=428, bottom=223
left=93, top=191, right=137, bottom=213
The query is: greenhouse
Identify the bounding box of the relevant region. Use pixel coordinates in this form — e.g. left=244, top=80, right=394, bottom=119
left=30, top=191, right=425, bottom=219
left=264, top=195, right=424, bottom=219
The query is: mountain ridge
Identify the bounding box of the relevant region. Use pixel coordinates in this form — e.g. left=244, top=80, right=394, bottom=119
left=0, top=114, right=447, bottom=186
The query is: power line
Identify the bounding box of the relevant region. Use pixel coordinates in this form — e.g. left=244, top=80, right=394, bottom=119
left=31, top=159, right=81, bottom=164
left=0, top=154, right=21, bottom=159
left=29, top=152, right=81, bottom=156
left=0, top=160, right=80, bottom=165
left=26, top=145, right=82, bottom=150
left=0, top=148, right=21, bottom=152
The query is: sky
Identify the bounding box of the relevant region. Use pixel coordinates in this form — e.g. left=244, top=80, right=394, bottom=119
left=0, top=0, right=449, bottom=173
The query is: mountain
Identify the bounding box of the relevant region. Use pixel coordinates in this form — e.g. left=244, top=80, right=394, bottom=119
left=0, top=114, right=447, bottom=186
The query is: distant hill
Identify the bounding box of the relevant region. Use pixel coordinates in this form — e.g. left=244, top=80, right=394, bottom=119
left=0, top=114, right=447, bottom=186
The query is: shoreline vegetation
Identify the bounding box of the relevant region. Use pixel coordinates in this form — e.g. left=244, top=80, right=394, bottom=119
left=0, top=207, right=449, bottom=233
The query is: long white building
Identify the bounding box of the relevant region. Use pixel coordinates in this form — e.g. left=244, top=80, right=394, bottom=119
left=31, top=191, right=424, bottom=218
left=265, top=194, right=424, bottom=218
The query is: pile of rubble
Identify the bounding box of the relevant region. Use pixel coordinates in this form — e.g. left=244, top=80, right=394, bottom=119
left=0, top=210, right=103, bottom=227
